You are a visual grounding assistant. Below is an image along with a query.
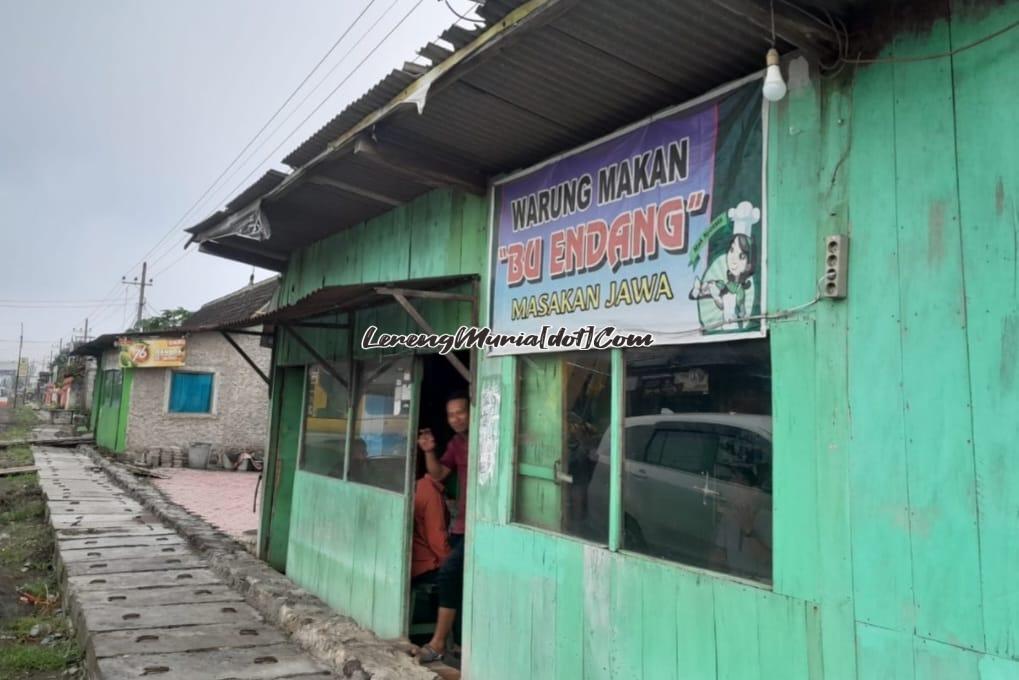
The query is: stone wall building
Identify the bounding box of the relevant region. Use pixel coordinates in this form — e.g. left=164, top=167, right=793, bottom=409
left=75, top=277, right=278, bottom=458
left=124, top=328, right=270, bottom=456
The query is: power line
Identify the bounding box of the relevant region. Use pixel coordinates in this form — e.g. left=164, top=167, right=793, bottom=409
left=117, top=0, right=382, bottom=282
left=199, top=0, right=406, bottom=222
left=150, top=248, right=195, bottom=279
left=64, top=1, right=426, bottom=344
left=443, top=0, right=484, bottom=25
left=841, top=17, right=1019, bottom=64
left=214, top=0, right=426, bottom=210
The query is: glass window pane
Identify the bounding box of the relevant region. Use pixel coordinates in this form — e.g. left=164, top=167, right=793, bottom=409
left=348, top=356, right=413, bottom=492
left=623, top=340, right=772, bottom=584
left=168, top=372, right=213, bottom=413
left=301, top=362, right=350, bottom=478
left=514, top=351, right=611, bottom=544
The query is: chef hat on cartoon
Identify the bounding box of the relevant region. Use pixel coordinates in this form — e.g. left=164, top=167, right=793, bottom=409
left=728, top=201, right=761, bottom=237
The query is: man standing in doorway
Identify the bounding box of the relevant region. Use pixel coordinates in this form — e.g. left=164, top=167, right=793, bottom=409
left=415, top=390, right=469, bottom=664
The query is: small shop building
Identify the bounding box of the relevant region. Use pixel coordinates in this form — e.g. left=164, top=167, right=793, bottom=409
left=74, top=278, right=277, bottom=459
left=184, top=1, right=1019, bottom=678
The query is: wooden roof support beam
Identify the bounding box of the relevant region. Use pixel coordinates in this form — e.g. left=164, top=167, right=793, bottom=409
left=353, top=136, right=487, bottom=195
left=281, top=324, right=349, bottom=389
left=198, top=241, right=288, bottom=272
left=374, top=286, right=475, bottom=303
left=385, top=290, right=471, bottom=384
left=220, top=331, right=270, bottom=386
left=307, top=175, right=403, bottom=207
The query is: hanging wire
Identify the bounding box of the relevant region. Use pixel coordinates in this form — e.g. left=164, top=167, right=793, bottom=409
left=443, top=0, right=484, bottom=26
left=769, top=0, right=776, bottom=46
left=775, top=0, right=1016, bottom=70
left=841, top=17, right=1019, bottom=64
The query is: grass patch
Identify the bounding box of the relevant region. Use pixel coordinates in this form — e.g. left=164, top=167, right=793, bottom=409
left=0, top=409, right=82, bottom=677
left=0, top=445, right=32, bottom=468
left=0, top=641, right=81, bottom=673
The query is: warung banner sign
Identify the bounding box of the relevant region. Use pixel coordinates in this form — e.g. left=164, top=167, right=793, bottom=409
left=489, top=78, right=766, bottom=354
left=116, top=337, right=187, bottom=368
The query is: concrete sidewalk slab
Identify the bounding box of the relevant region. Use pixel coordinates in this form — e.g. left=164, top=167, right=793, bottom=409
left=89, top=621, right=286, bottom=657
left=60, top=534, right=185, bottom=550
left=48, top=501, right=141, bottom=514
left=93, top=643, right=331, bottom=680
left=49, top=512, right=144, bottom=525
left=68, top=568, right=222, bottom=591
left=56, top=525, right=175, bottom=538
left=63, top=553, right=205, bottom=576
left=60, top=543, right=191, bottom=562
left=79, top=600, right=263, bottom=632
left=75, top=584, right=242, bottom=608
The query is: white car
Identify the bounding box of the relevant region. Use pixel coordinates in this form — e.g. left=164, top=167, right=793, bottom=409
left=582, top=413, right=772, bottom=582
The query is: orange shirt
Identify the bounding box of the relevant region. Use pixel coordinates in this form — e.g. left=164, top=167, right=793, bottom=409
left=411, top=474, right=451, bottom=579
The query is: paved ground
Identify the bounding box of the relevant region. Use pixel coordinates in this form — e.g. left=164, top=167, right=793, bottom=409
left=33, top=445, right=333, bottom=680
left=151, top=469, right=260, bottom=542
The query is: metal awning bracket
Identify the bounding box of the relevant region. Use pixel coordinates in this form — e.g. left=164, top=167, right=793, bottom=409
left=281, top=324, right=349, bottom=389
left=378, top=289, right=472, bottom=384
left=220, top=331, right=271, bottom=386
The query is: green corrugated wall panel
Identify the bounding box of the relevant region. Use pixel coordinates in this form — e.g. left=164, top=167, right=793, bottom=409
left=114, top=369, right=132, bottom=453
left=466, top=521, right=823, bottom=680
left=913, top=637, right=981, bottom=680
left=855, top=623, right=914, bottom=680
left=89, top=369, right=103, bottom=432
left=846, top=47, right=916, bottom=633
left=951, top=0, right=1019, bottom=660
left=95, top=369, right=131, bottom=453
left=766, top=63, right=822, bottom=605
left=286, top=471, right=408, bottom=639
left=813, top=79, right=858, bottom=680
left=892, top=13, right=984, bottom=651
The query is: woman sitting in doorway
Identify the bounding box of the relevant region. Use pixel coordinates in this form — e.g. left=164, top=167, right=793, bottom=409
left=411, top=439, right=451, bottom=588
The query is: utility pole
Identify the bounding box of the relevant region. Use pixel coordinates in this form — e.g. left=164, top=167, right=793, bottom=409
left=122, top=262, right=153, bottom=329
left=12, top=322, right=23, bottom=408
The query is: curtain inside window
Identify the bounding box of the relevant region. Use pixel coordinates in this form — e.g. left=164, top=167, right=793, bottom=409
left=169, top=372, right=213, bottom=413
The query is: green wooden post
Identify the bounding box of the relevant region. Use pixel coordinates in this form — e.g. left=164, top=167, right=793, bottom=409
left=342, top=311, right=356, bottom=480
left=608, top=349, right=623, bottom=552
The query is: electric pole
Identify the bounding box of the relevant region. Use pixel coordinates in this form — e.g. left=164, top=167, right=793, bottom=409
left=83, top=317, right=89, bottom=343
left=12, top=322, right=23, bottom=408
left=122, top=262, right=153, bottom=329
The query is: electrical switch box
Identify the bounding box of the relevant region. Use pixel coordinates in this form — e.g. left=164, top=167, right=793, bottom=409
left=822, top=235, right=849, bottom=299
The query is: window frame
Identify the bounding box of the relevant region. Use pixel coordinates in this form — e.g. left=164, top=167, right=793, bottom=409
left=165, top=368, right=217, bottom=416
left=298, top=360, right=353, bottom=481
left=509, top=343, right=774, bottom=588
left=297, top=356, right=419, bottom=497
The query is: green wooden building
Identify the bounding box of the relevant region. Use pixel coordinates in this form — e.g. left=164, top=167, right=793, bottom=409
left=184, top=1, right=1019, bottom=677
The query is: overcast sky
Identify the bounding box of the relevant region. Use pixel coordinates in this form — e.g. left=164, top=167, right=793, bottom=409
left=0, top=0, right=478, bottom=366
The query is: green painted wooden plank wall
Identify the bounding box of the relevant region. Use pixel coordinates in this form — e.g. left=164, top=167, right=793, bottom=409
left=95, top=369, right=131, bottom=453
left=271, top=189, right=485, bottom=367
left=286, top=470, right=409, bottom=639
left=263, top=187, right=488, bottom=640
left=463, top=4, right=1019, bottom=678
left=951, top=0, right=1019, bottom=661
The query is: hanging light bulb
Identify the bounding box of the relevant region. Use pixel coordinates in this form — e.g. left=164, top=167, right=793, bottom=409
left=762, top=48, right=787, bottom=102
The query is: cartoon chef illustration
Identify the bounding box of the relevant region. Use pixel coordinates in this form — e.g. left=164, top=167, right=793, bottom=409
left=689, top=201, right=759, bottom=330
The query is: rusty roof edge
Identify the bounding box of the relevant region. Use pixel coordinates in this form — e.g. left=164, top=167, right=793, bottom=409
left=259, top=0, right=567, bottom=206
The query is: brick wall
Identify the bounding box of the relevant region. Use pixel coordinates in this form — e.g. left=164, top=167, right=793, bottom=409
left=124, top=331, right=271, bottom=456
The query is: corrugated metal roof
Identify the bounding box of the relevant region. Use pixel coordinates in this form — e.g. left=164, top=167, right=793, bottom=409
left=181, top=277, right=279, bottom=330
left=219, top=275, right=477, bottom=329
left=188, top=0, right=858, bottom=270
left=184, top=170, right=288, bottom=236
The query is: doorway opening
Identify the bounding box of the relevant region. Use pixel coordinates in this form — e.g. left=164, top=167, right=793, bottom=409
left=407, top=350, right=470, bottom=668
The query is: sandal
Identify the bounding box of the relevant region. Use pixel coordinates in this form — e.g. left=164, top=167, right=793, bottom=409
left=417, top=644, right=444, bottom=664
